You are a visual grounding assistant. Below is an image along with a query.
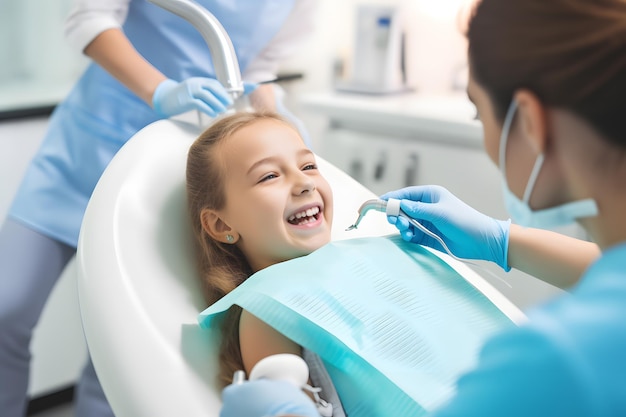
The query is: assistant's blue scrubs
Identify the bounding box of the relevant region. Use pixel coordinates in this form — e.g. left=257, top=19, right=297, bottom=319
left=0, top=2, right=296, bottom=416
left=432, top=242, right=626, bottom=417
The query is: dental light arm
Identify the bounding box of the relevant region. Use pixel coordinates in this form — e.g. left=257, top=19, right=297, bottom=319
left=147, top=0, right=245, bottom=106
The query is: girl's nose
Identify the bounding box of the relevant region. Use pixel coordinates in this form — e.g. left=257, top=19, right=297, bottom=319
left=293, top=172, right=316, bottom=195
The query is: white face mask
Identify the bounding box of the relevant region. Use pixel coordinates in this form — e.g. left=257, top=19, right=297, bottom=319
left=498, top=100, right=598, bottom=229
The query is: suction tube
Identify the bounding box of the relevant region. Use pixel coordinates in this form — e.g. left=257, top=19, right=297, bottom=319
left=147, top=0, right=245, bottom=104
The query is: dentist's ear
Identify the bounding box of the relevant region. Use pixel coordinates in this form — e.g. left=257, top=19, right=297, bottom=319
left=514, top=89, right=548, bottom=155
left=200, top=209, right=239, bottom=244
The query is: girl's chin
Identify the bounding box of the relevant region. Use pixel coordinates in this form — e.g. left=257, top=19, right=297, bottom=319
left=292, top=237, right=331, bottom=256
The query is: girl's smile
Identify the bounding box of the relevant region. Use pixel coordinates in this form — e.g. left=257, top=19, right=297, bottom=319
left=286, top=204, right=324, bottom=228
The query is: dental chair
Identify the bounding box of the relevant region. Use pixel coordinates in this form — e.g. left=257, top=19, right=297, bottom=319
left=76, top=117, right=524, bottom=417
left=74, top=117, right=394, bottom=416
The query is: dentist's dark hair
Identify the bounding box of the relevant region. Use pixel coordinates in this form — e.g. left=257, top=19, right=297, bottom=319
left=467, top=0, right=626, bottom=147
left=186, top=111, right=292, bottom=386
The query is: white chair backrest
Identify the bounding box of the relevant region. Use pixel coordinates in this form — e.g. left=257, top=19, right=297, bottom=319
left=76, top=119, right=395, bottom=416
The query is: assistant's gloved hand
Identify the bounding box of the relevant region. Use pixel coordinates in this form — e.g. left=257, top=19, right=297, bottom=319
left=381, top=185, right=511, bottom=271
left=220, top=380, right=320, bottom=417
left=152, top=78, right=257, bottom=118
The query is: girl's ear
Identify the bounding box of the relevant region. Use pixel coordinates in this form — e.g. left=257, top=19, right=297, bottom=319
left=200, top=208, right=238, bottom=244
left=514, top=89, right=548, bottom=155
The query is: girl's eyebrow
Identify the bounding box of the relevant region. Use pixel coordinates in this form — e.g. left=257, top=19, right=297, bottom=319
left=246, top=149, right=314, bottom=175
left=246, top=156, right=279, bottom=175
left=297, top=148, right=315, bottom=160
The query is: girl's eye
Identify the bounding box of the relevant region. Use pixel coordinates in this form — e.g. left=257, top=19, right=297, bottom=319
left=302, top=163, right=317, bottom=171
left=259, top=173, right=277, bottom=183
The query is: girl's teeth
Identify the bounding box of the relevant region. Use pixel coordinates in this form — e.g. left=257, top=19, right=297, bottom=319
left=288, top=206, right=320, bottom=223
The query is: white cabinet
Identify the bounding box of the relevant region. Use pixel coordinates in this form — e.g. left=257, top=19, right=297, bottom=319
left=299, top=92, right=564, bottom=310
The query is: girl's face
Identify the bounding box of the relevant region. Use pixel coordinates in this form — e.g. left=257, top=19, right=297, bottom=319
left=216, top=119, right=333, bottom=271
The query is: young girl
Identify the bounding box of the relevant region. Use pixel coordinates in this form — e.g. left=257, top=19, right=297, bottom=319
left=185, top=111, right=334, bottom=388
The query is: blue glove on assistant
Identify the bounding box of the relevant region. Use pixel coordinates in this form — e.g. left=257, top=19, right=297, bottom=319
left=220, top=380, right=320, bottom=417
left=381, top=185, right=511, bottom=271
left=152, top=78, right=257, bottom=118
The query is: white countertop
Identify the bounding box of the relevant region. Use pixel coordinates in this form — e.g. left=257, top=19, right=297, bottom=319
left=298, top=91, right=485, bottom=148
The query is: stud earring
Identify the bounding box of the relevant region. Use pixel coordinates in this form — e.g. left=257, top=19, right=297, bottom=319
left=226, top=234, right=234, bottom=243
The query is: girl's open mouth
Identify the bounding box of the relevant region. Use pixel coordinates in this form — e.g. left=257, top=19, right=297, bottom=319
left=287, top=206, right=321, bottom=226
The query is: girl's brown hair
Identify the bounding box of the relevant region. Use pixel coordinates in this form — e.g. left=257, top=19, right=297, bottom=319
left=467, top=0, right=626, bottom=147
left=186, top=111, right=294, bottom=386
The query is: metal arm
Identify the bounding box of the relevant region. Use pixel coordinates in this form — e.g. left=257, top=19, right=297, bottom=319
left=147, top=0, right=244, bottom=102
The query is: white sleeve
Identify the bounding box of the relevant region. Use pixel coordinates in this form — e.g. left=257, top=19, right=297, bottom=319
left=243, top=0, right=318, bottom=83
left=64, top=0, right=130, bottom=52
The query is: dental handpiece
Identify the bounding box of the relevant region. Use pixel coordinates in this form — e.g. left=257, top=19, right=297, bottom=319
left=346, top=198, right=459, bottom=262
left=345, top=198, right=400, bottom=231
left=345, top=198, right=513, bottom=288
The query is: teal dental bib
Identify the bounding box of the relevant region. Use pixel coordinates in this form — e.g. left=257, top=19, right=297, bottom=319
left=199, top=236, right=516, bottom=416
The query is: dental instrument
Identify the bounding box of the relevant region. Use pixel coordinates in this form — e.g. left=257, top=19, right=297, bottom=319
left=346, top=198, right=458, bottom=260
left=347, top=198, right=512, bottom=288
left=345, top=198, right=397, bottom=231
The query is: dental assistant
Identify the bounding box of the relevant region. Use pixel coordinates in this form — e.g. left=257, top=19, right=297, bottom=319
left=220, top=0, right=626, bottom=416
left=0, top=1, right=316, bottom=416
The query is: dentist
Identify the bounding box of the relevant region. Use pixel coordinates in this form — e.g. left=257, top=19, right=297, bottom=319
left=220, top=0, right=626, bottom=416
left=0, top=1, right=316, bottom=416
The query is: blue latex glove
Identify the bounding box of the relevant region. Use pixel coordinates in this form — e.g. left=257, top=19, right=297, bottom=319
left=220, top=380, right=320, bottom=417
left=152, top=78, right=257, bottom=118
left=381, top=185, right=511, bottom=271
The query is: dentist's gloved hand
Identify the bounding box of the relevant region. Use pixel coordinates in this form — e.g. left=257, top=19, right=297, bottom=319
left=381, top=185, right=511, bottom=271
left=220, top=379, right=320, bottom=417
left=152, top=77, right=257, bottom=118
